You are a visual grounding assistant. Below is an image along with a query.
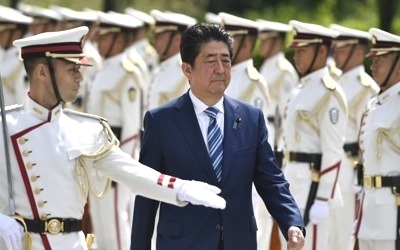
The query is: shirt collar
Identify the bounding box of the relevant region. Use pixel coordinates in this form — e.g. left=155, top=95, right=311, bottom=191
left=189, top=89, right=224, bottom=115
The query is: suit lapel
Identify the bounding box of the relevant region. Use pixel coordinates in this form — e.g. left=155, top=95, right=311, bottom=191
left=221, top=96, right=241, bottom=185
left=174, top=93, right=220, bottom=184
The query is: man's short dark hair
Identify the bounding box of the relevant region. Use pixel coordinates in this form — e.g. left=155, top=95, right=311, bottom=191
left=180, top=23, right=234, bottom=66
left=23, top=57, right=49, bottom=78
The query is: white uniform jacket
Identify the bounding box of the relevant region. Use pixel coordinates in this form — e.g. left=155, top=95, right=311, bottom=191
left=0, top=98, right=186, bottom=249
left=2, top=46, right=29, bottom=106
left=146, top=53, right=188, bottom=111
left=283, top=67, right=348, bottom=207
left=225, top=59, right=271, bottom=144
left=339, top=66, right=379, bottom=192
left=259, top=52, right=298, bottom=149
left=358, top=82, right=400, bottom=240
left=86, top=52, right=144, bottom=156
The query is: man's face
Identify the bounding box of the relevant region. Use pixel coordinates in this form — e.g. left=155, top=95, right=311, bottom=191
left=153, top=30, right=177, bottom=59
left=53, top=59, right=83, bottom=103
left=293, top=45, right=318, bottom=76
left=332, top=45, right=351, bottom=70
left=183, top=41, right=231, bottom=101
left=259, top=37, right=275, bottom=59
left=370, top=52, right=400, bottom=87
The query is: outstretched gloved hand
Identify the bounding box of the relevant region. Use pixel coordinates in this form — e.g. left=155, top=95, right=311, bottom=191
left=0, top=213, right=23, bottom=250
left=309, top=200, right=329, bottom=224
left=176, top=180, right=226, bottom=209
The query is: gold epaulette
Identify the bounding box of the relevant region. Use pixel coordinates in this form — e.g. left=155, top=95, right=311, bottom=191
left=63, top=109, right=108, bottom=123
left=247, top=65, right=260, bottom=81
left=121, top=56, right=137, bottom=74
left=322, top=75, right=337, bottom=90
left=145, top=44, right=156, bottom=54
left=2, top=104, right=23, bottom=113
left=359, top=72, right=380, bottom=93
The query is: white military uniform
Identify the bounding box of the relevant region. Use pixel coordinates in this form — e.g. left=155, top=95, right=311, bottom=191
left=0, top=6, right=33, bottom=106
left=130, top=38, right=158, bottom=81
left=356, top=28, right=400, bottom=250
left=2, top=46, right=29, bottom=106
left=225, top=59, right=271, bottom=133
left=282, top=67, right=347, bottom=250
left=330, top=66, right=378, bottom=250
left=0, top=98, right=187, bottom=250
left=259, top=52, right=298, bottom=149
left=258, top=49, right=298, bottom=250
left=358, top=82, right=400, bottom=250
left=124, top=7, right=159, bottom=78
left=85, top=12, right=147, bottom=250
left=146, top=53, right=188, bottom=110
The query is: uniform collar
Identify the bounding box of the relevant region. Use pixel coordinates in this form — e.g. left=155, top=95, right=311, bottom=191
left=263, top=52, right=284, bottom=67
left=299, top=67, right=328, bottom=86
left=25, top=97, right=63, bottom=122
left=232, top=58, right=253, bottom=73
left=377, top=81, right=400, bottom=105
left=340, top=65, right=364, bottom=80
left=159, top=53, right=181, bottom=69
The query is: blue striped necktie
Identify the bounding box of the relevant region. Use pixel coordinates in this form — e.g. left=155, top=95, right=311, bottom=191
left=204, top=107, right=223, bottom=182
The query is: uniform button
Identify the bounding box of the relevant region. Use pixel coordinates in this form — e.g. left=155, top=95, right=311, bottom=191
left=31, top=175, right=40, bottom=182
left=38, top=201, right=47, bottom=207
left=34, top=188, right=43, bottom=195
left=22, top=150, right=32, bottom=157
left=215, top=224, right=222, bottom=230
left=40, top=213, right=51, bottom=220
left=26, top=162, right=36, bottom=170
left=18, top=137, right=27, bottom=145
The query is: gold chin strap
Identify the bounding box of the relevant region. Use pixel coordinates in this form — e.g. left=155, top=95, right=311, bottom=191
left=12, top=214, right=32, bottom=250
left=75, top=120, right=120, bottom=199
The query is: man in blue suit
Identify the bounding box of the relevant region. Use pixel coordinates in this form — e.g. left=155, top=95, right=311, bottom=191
left=131, top=23, right=305, bottom=250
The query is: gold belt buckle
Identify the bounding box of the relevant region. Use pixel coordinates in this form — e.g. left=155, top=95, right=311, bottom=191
left=364, top=175, right=372, bottom=188
left=45, top=219, right=64, bottom=235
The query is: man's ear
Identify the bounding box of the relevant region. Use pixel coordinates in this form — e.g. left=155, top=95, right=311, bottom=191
left=35, top=62, right=48, bottom=80
left=181, top=62, right=192, bottom=81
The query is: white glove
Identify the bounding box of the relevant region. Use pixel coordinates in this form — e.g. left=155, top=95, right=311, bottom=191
left=309, top=200, right=329, bottom=224
left=176, top=180, right=226, bottom=209
left=0, top=213, right=23, bottom=250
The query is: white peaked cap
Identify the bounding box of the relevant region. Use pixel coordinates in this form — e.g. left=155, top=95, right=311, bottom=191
left=367, top=28, right=400, bottom=57
left=330, top=24, right=370, bottom=48
left=124, top=7, right=154, bottom=26
left=204, top=12, right=222, bottom=25
left=289, top=20, right=339, bottom=47
left=0, top=5, right=32, bottom=31
left=219, top=12, right=259, bottom=36
left=97, top=11, right=144, bottom=33
left=150, top=9, right=197, bottom=33
left=13, top=26, right=91, bottom=66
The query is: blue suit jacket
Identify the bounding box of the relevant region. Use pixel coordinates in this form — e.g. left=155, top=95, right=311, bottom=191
left=131, top=92, right=303, bottom=250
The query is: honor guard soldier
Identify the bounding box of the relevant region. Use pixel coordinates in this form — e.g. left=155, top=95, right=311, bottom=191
left=0, top=6, right=33, bottom=106
left=355, top=28, right=400, bottom=250
left=257, top=19, right=299, bottom=163
left=281, top=20, right=348, bottom=250
left=218, top=12, right=273, bottom=250
left=125, top=7, right=159, bottom=80
left=256, top=19, right=299, bottom=250
left=85, top=12, right=148, bottom=250
left=329, top=24, right=379, bottom=250
left=17, top=3, right=61, bottom=35
left=0, top=26, right=225, bottom=250
left=145, top=10, right=197, bottom=110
